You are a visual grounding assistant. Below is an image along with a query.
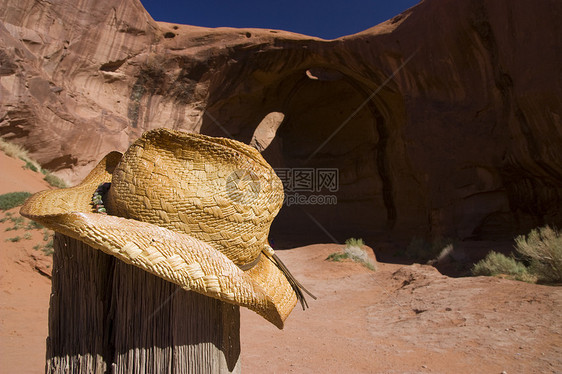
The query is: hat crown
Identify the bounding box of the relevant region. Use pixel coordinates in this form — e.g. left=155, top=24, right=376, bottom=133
left=106, top=129, right=284, bottom=266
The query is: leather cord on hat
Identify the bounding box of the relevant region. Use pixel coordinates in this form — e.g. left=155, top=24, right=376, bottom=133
left=263, top=246, right=316, bottom=310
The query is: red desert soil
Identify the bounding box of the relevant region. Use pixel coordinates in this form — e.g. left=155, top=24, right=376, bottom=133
left=0, top=152, right=53, bottom=195
left=1, top=152, right=561, bottom=373
left=0, top=152, right=53, bottom=372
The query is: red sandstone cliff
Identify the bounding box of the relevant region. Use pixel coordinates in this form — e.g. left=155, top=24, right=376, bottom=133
left=1, top=0, right=561, bottom=242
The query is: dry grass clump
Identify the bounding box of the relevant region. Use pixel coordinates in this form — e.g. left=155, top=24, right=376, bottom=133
left=0, top=138, right=41, bottom=170
left=405, top=236, right=455, bottom=263
left=515, top=226, right=562, bottom=283
left=326, top=238, right=376, bottom=271
left=0, top=138, right=29, bottom=159
left=472, top=225, right=562, bottom=284
left=0, top=137, right=67, bottom=188
left=43, top=173, right=67, bottom=188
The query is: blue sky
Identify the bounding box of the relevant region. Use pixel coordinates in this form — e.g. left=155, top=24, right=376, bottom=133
left=139, top=0, right=420, bottom=40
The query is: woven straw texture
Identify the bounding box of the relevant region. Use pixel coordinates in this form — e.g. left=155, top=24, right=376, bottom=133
left=20, top=129, right=298, bottom=329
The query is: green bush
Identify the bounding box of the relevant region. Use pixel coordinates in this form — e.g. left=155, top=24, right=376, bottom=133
left=33, top=240, right=54, bottom=255
left=345, top=237, right=365, bottom=247
left=515, top=226, right=562, bottom=283
left=4, top=216, right=24, bottom=231
left=0, top=192, right=32, bottom=211
left=23, top=160, right=38, bottom=172
left=472, top=251, right=531, bottom=281
left=26, top=220, right=43, bottom=230
left=326, top=238, right=376, bottom=271
left=326, top=252, right=348, bottom=262
left=43, top=173, right=67, bottom=188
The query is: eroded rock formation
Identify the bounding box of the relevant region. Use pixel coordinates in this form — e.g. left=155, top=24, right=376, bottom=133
left=1, top=0, right=561, bottom=243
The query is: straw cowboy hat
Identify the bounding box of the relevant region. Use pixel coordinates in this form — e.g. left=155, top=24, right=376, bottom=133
left=20, top=128, right=313, bottom=329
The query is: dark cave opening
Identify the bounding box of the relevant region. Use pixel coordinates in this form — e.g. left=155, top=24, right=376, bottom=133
left=259, top=71, right=393, bottom=247
left=200, top=67, right=401, bottom=248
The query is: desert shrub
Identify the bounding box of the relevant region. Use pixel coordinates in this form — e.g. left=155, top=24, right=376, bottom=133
left=5, top=236, right=22, bottom=242
left=434, top=244, right=454, bottom=263
left=472, top=251, right=531, bottom=281
left=23, top=160, right=38, bottom=172
left=1, top=138, right=67, bottom=187
left=43, top=173, right=67, bottom=188
left=26, top=220, right=43, bottom=230
left=42, top=229, right=52, bottom=242
left=0, top=212, right=14, bottom=223
left=515, top=226, right=562, bottom=283
left=0, top=138, right=29, bottom=160
left=4, top=216, right=25, bottom=231
left=0, top=138, right=42, bottom=172
left=2, top=215, right=26, bottom=231
left=0, top=192, right=32, bottom=211
left=406, top=236, right=454, bottom=262
left=42, top=239, right=54, bottom=255
left=326, top=252, right=348, bottom=262
left=345, top=237, right=365, bottom=247
left=326, top=238, right=376, bottom=271
left=344, top=241, right=372, bottom=266
left=33, top=238, right=54, bottom=255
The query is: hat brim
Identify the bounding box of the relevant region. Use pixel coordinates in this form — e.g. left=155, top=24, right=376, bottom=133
left=20, top=152, right=296, bottom=329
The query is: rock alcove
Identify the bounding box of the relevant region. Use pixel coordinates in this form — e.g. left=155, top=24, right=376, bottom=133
left=201, top=66, right=405, bottom=245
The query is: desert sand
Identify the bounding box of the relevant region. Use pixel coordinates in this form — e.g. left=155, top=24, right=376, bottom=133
left=1, top=151, right=561, bottom=373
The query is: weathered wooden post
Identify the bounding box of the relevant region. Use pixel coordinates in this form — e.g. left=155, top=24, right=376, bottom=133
left=47, top=234, right=240, bottom=373
left=21, top=128, right=308, bottom=373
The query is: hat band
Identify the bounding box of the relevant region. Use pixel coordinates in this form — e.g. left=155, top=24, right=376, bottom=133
left=92, top=183, right=111, bottom=214
left=238, top=253, right=262, bottom=271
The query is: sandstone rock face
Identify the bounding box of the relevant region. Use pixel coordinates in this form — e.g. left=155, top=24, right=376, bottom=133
left=1, top=0, right=561, bottom=243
